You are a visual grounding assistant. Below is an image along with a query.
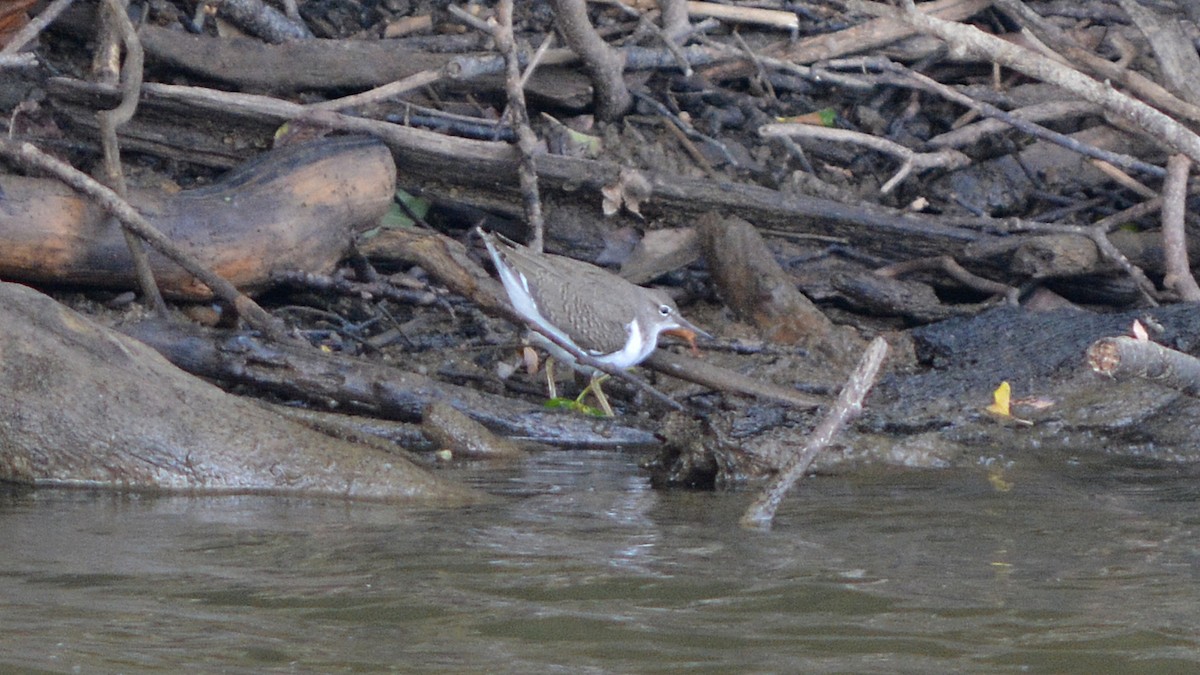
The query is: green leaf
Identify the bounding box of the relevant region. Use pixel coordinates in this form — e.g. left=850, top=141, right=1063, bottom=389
left=360, top=189, right=432, bottom=240
left=544, top=397, right=607, bottom=417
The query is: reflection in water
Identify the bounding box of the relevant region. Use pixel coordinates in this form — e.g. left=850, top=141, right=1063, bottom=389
left=2, top=450, right=1200, bottom=672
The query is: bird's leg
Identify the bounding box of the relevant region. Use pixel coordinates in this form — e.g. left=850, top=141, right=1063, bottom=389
left=576, top=372, right=614, bottom=417
left=544, top=357, right=559, bottom=400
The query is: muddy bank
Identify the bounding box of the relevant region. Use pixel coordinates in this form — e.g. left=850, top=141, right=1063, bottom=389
left=4, top=0, right=1200, bottom=499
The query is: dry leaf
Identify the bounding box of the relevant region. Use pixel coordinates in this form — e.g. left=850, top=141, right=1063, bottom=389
left=601, top=168, right=652, bottom=218
left=1131, top=319, right=1149, bottom=341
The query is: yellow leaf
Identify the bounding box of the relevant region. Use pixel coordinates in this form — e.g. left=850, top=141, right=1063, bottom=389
left=986, top=381, right=1011, bottom=416
left=985, top=381, right=1033, bottom=425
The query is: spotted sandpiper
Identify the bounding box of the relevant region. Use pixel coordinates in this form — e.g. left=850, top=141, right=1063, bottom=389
left=477, top=228, right=708, bottom=415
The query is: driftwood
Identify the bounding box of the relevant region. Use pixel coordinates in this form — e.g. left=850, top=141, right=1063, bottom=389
left=0, top=282, right=479, bottom=503
left=742, top=337, right=889, bottom=530
left=697, top=213, right=861, bottom=361
left=1088, top=334, right=1200, bottom=396
left=655, top=302, right=1200, bottom=488
left=39, top=76, right=1184, bottom=309
left=422, top=402, right=529, bottom=460
left=359, top=226, right=827, bottom=410
left=0, top=135, right=395, bottom=298
left=10, top=0, right=1200, bottom=496
left=43, top=78, right=1001, bottom=263
left=44, top=76, right=1170, bottom=304
left=119, top=318, right=661, bottom=449
left=50, top=3, right=593, bottom=107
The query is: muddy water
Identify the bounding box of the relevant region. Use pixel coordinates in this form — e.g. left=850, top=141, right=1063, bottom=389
left=2, top=450, right=1199, bottom=673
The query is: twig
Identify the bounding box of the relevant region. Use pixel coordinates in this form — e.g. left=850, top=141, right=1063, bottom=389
left=927, top=101, right=1102, bottom=149
left=865, top=0, right=1200, bottom=168
left=780, top=0, right=990, bottom=65
left=271, top=270, right=438, bottom=306
left=731, top=28, right=775, bottom=100
left=491, top=0, right=547, bottom=252
left=0, top=0, right=77, bottom=55
left=998, top=205, right=1163, bottom=305
left=1160, top=154, right=1200, bottom=300
left=307, top=69, right=442, bottom=112
left=658, top=0, right=691, bottom=40
left=835, top=57, right=1166, bottom=178
left=0, top=138, right=292, bottom=342
left=600, top=0, right=694, bottom=76
left=741, top=336, right=889, bottom=530
left=685, top=1, right=799, bottom=31
left=993, top=0, right=1200, bottom=127
left=877, top=255, right=1019, bottom=304
left=518, top=31, right=557, bottom=90
left=698, top=34, right=878, bottom=92
left=659, top=114, right=716, bottom=178
left=759, top=123, right=971, bottom=193
left=384, top=106, right=515, bottom=142
left=97, top=0, right=166, bottom=314
left=445, top=4, right=492, bottom=34
left=1090, top=159, right=1158, bottom=199
left=774, top=133, right=814, bottom=174
left=635, top=90, right=740, bottom=167
left=443, top=43, right=726, bottom=82
left=647, top=350, right=822, bottom=410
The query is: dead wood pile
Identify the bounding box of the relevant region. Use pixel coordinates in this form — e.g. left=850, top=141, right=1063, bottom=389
left=4, top=0, right=1200, bottom=499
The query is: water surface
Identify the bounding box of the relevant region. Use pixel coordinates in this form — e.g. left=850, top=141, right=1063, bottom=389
left=2, top=450, right=1199, bottom=672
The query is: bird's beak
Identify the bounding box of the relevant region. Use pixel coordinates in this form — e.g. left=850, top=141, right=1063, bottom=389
left=662, top=317, right=711, bottom=356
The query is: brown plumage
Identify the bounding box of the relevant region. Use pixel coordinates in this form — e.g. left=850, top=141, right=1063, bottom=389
left=478, top=228, right=705, bottom=370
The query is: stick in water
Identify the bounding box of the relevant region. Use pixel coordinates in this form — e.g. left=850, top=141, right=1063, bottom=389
left=741, top=336, right=889, bottom=530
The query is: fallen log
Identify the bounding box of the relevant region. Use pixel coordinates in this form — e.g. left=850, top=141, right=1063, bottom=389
left=119, top=317, right=662, bottom=449
left=1087, top=334, right=1200, bottom=396
left=0, top=281, right=479, bottom=503
left=46, top=77, right=1000, bottom=262
left=0, top=135, right=395, bottom=298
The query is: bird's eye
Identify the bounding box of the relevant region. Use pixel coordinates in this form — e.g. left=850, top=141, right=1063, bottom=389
left=659, top=304, right=672, bottom=316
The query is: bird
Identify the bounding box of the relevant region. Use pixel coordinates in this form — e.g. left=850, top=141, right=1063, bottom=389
left=477, top=227, right=708, bottom=415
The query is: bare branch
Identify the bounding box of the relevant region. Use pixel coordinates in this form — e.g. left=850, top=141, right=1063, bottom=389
left=548, top=0, right=631, bottom=120
left=97, top=0, right=166, bottom=314
left=865, top=0, right=1200, bottom=167
left=0, top=0, right=77, bottom=56
left=741, top=337, right=889, bottom=530
left=1160, top=154, right=1200, bottom=300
